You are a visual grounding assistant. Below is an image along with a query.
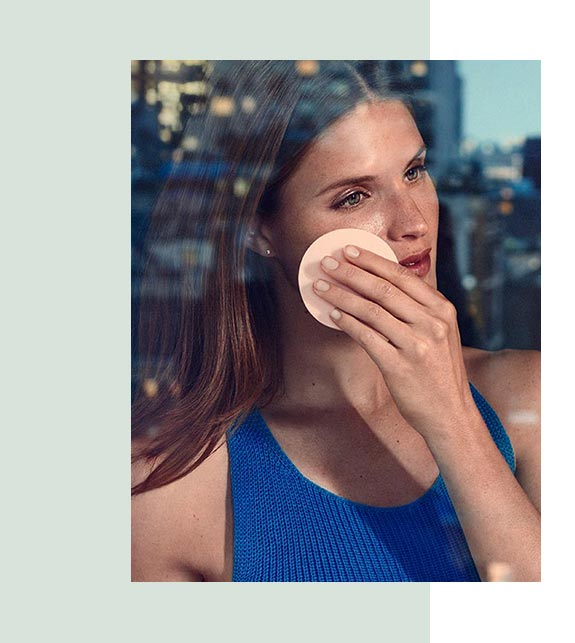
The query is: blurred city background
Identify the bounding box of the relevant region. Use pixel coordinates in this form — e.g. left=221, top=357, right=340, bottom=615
left=131, top=60, right=541, bottom=384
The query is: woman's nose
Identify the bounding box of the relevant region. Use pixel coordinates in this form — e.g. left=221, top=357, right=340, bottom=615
left=385, top=191, right=430, bottom=241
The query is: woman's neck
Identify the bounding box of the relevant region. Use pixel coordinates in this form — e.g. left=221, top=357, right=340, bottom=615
left=269, top=292, right=394, bottom=416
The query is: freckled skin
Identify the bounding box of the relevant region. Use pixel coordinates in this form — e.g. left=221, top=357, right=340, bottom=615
left=260, top=100, right=439, bottom=300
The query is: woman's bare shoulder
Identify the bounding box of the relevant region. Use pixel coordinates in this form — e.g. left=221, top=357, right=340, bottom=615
left=463, top=346, right=541, bottom=510
left=463, top=346, right=540, bottom=414
left=131, top=439, right=231, bottom=582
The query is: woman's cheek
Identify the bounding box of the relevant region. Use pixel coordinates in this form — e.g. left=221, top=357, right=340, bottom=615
left=421, top=182, right=440, bottom=217
left=354, top=210, right=388, bottom=237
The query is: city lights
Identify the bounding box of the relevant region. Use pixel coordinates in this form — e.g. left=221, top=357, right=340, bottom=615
left=410, top=61, right=428, bottom=77
left=241, top=96, right=257, bottom=114
left=184, top=81, right=207, bottom=95
left=143, top=378, right=159, bottom=398
left=462, top=274, right=478, bottom=291
left=210, top=96, right=235, bottom=117
left=181, top=136, right=200, bottom=152
left=296, top=60, right=319, bottom=76
left=145, top=88, right=157, bottom=105
left=158, top=81, right=179, bottom=98
left=498, top=201, right=514, bottom=216
left=158, top=107, right=178, bottom=128
left=234, top=178, right=250, bottom=198
left=160, top=60, right=181, bottom=73
left=132, top=61, right=540, bottom=355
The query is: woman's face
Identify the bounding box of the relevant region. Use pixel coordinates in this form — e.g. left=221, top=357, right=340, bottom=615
left=261, top=100, right=440, bottom=292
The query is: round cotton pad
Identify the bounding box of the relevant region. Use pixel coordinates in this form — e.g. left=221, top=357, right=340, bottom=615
left=298, top=228, right=398, bottom=330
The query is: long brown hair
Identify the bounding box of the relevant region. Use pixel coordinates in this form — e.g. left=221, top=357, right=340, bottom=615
left=131, top=61, right=394, bottom=494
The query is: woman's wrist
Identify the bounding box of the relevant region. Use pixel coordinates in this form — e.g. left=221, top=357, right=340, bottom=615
left=419, top=402, right=489, bottom=459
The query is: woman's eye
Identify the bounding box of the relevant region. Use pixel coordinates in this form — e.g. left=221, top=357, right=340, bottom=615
left=405, top=163, right=427, bottom=183
left=334, top=190, right=369, bottom=209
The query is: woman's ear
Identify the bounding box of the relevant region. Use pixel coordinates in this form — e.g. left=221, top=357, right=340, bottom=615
left=245, top=223, right=276, bottom=258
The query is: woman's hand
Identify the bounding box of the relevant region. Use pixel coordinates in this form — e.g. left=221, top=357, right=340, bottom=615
left=313, top=243, right=541, bottom=581
left=313, top=244, right=478, bottom=443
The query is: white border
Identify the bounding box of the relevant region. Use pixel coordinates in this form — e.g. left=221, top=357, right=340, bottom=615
left=431, top=1, right=571, bottom=641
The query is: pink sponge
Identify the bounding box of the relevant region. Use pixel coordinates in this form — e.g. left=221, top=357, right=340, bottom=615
left=298, top=228, right=398, bottom=330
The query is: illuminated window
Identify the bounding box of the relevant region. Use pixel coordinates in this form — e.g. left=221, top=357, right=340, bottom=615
left=485, top=166, right=521, bottom=181
left=158, top=81, right=180, bottom=99
left=410, top=61, right=428, bottom=77
left=182, top=136, right=200, bottom=152
left=161, top=60, right=182, bottom=73
left=158, top=106, right=178, bottom=127
left=241, top=96, right=257, bottom=114
left=184, top=81, right=207, bottom=95
left=527, top=256, right=541, bottom=270
left=145, top=88, right=157, bottom=105
left=462, top=274, right=478, bottom=291
left=296, top=60, right=319, bottom=76
left=143, top=378, right=159, bottom=398
left=234, top=178, right=250, bottom=198
left=210, top=96, right=235, bottom=117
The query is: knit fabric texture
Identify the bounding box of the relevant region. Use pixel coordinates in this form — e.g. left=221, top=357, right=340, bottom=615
left=227, top=383, right=515, bottom=582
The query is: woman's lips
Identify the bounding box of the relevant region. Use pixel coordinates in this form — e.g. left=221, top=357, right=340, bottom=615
left=399, top=248, right=431, bottom=277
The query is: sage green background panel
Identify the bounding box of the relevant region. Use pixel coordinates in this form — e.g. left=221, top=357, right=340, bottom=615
left=127, top=584, right=430, bottom=643
left=129, top=0, right=431, bottom=60
left=2, top=1, right=430, bottom=642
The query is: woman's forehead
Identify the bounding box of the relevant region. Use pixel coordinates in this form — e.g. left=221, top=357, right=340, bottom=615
left=288, top=101, right=423, bottom=184
left=314, top=100, right=419, bottom=150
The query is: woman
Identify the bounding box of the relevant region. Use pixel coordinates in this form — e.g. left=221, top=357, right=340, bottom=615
left=131, top=61, right=540, bottom=582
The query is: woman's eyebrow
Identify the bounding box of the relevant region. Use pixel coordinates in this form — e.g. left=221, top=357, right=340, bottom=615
left=314, top=145, right=428, bottom=198
left=403, top=145, right=427, bottom=171
left=314, top=174, right=377, bottom=198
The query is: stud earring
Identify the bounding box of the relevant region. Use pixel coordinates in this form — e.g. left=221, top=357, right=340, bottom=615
left=265, top=249, right=272, bottom=256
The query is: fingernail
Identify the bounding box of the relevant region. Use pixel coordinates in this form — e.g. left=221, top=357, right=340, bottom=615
left=321, top=256, right=339, bottom=270
left=345, top=245, right=360, bottom=258
left=330, top=309, right=342, bottom=320
left=314, top=279, right=331, bottom=292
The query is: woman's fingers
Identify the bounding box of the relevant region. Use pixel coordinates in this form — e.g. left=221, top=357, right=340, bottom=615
left=341, top=245, right=441, bottom=309
left=313, top=278, right=410, bottom=348
left=325, top=305, right=397, bottom=370
left=319, top=254, right=425, bottom=324
left=315, top=246, right=462, bottom=361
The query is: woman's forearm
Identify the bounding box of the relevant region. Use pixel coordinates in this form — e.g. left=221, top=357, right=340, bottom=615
left=425, top=408, right=540, bottom=582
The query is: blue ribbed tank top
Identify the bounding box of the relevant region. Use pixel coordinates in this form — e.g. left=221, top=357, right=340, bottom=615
left=227, top=383, right=515, bottom=582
